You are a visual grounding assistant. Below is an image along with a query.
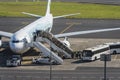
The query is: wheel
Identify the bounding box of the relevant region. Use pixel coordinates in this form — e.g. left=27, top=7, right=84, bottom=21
left=36, top=61, right=39, bottom=64
left=52, top=61, right=56, bottom=64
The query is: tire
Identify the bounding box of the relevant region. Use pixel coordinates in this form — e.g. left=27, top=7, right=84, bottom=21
left=52, top=61, right=56, bottom=65
left=36, top=61, right=39, bottom=64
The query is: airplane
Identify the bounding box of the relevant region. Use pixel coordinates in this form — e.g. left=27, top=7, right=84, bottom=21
left=0, top=0, right=120, bottom=55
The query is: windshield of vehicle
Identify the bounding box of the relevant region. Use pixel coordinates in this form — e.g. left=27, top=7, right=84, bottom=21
left=82, top=50, right=93, bottom=57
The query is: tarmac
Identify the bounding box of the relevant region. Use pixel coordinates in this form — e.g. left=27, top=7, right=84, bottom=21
left=0, top=18, right=120, bottom=66
left=0, top=0, right=120, bottom=79
left=0, top=18, right=120, bottom=39
left=1, top=38, right=120, bottom=70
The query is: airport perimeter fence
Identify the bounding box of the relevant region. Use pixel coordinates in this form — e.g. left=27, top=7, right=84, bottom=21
left=0, top=0, right=43, bottom=2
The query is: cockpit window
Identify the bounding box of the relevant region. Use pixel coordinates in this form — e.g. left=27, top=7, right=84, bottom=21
left=12, top=40, right=19, bottom=43
left=12, top=40, right=23, bottom=43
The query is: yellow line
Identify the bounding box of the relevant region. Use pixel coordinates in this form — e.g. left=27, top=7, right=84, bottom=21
left=66, top=22, right=81, bottom=25
left=60, top=24, right=74, bottom=34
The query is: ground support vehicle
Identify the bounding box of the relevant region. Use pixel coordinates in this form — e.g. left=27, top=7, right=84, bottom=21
left=6, top=55, right=21, bottom=67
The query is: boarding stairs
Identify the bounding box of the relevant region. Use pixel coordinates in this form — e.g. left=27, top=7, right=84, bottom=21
left=33, top=42, right=63, bottom=65
left=37, top=31, right=73, bottom=58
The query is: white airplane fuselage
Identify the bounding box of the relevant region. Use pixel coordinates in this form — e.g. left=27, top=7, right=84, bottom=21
left=10, top=14, right=53, bottom=54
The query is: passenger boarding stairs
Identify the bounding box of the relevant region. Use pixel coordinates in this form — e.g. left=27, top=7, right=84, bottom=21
left=33, top=42, right=63, bottom=64
left=37, top=31, right=73, bottom=58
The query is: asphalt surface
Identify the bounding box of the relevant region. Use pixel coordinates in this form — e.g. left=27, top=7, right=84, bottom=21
left=0, top=18, right=120, bottom=80
left=0, top=67, right=119, bottom=80
left=0, top=17, right=120, bottom=39
left=0, top=0, right=120, bottom=79
left=53, top=18, right=120, bottom=39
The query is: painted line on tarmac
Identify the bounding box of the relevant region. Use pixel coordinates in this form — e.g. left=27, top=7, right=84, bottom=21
left=21, top=22, right=30, bottom=25
left=59, top=22, right=81, bottom=34
left=59, top=23, right=74, bottom=34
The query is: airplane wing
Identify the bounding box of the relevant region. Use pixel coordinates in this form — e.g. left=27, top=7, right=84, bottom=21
left=54, top=27, right=120, bottom=38
left=22, top=12, right=42, bottom=18
left=22, top=12, right=80, bottom=18
left=53, top=13, right=80, bottom=19
left=0, top=31, right=13, bottom=38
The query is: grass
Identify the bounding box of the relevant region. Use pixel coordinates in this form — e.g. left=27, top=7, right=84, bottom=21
left=0, top=2, right=120, bottom=19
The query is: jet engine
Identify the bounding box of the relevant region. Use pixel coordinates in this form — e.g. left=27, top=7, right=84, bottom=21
left=62, top=37, right=70, bottom=48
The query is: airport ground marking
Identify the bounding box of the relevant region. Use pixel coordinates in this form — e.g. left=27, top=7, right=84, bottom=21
left=59, top=23, right=74, bottom=34
left=59, top=22, right=81, bottom=34
left=66, top=22, right=81, bottom=25
left=21, top=22, right=30, bottom=25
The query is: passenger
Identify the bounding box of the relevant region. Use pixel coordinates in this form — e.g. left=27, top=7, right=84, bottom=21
left=49, top=34, right=52, bottom=40
left=39, top=31, right=42, bottom=36
left=62, top=55, right=66, bottom=59
left=33, top=32, right=37, bottom=41
left=36, top=30, right=40, bottom=36
left=44, top=32, right=47, bottom=38
left=42, top=31, right=45, bottom=37
left=40, top=31, right=43, bottom=37
left=78, top=51, right=82, bottom=59
left=75, top=52, right=79, bottom=59
left=71, top=53, right=74, bottom=59
left=52, top=38, right=55, bottom=42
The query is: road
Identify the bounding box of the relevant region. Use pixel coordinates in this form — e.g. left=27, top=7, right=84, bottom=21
left=0, top=67, right=119, bottom=80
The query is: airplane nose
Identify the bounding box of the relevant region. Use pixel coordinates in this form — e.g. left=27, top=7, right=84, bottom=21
left=10, top=42, right=24, bottom=54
